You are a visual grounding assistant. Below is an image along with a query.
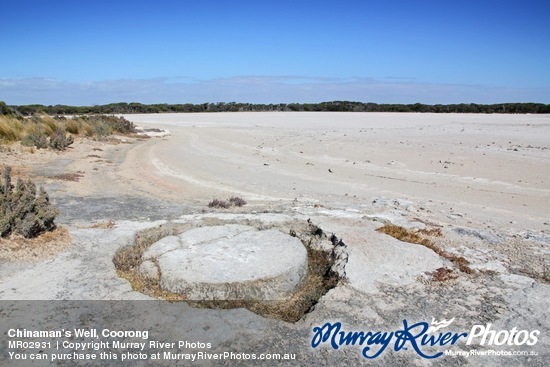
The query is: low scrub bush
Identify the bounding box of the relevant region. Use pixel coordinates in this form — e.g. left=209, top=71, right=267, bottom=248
left=49, top=128, right=74, bottom=150
left=0, top=166, right=58, bottom=238
left=208, top=196, right=247, bottom=209
left=79, top=115, right=137, bottom=135
left=21, top=124, right=48, bottom=149
left=208, top=199, right=231, bottom=209
left=229, top=196, right=247, bottom=207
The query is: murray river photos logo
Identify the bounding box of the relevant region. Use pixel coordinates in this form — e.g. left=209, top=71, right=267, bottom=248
left=311, top=318, right=540, bottom=359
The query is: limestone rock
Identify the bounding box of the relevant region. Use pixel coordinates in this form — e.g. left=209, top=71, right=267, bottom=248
left=145, top=225, right=308, bottom=300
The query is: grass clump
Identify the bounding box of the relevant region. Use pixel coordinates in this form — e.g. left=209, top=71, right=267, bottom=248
left=0, top=166, right=58, bottom=238
left=0, top=114, right=137, bottom=149
left=50, top=171, right=84, bottom=182
left=376, top=224, right=472, bottom=276
left=65, top=119, right=80, bottom=134
left=0, top=116, right=24, bottom=142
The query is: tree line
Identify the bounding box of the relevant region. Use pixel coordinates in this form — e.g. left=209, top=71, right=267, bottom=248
left=2, top=100, right=550, bottom=115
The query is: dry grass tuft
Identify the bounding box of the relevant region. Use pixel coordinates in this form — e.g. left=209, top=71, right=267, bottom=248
left=38, top=115, right=60, bottom=136
left=2, top=114, right=138, bottom=149
left=50, top=171, right=84, bottom=182
left=419, top=227, right=443, bottom=237
left=377, top=224, right=433, bottom=247
left=377, top=224, right=473, bottom=276
left=0, top=227, right=71, bottom=262
left=0, top=116, right=24, bottom=142
left=113, top=224, right=185, bottom=273
left=89, top=220, right=115, bottom=229
left=429, top=267, right=458, bottom=282
left=65, top=119, right=80, bottom=134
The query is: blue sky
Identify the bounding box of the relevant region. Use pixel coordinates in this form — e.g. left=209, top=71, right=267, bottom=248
left=1, top=0, right=549, bottom=105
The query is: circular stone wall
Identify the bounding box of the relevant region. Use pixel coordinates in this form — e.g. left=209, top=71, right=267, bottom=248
left=140, top=224, right=308, bottom=300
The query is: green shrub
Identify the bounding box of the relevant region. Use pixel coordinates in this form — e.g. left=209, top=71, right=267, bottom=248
left=92, top=122, right=111, bottom=139
left=21, top=125, right=48, bottom=149
left=0, top=101, right=15, bottom=116
left=0, top=166, right=58, bottom=238
left=80, top=115, right=136, bottom=136
left=49, top=128, right=74, bottom=150
left=108, top=116, right=136, bottom=134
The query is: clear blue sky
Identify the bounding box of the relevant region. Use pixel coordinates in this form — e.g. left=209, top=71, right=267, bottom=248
left=1, top=0, right=549, bottom=105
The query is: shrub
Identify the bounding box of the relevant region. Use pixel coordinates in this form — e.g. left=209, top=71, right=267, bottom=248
left=229, top=196, right=247, bottom=207
left=0, top=101, right=15, bottom=116
left=0, top=166, right=58, bottom=238
left=21, top=124, right=48, bottom=149
left=49, top=128, right=74, bottom=150
left=208, top=199, right=231, bottom=209
left=80, top=115, right=136, bottom=136
left=93, top=122, right=111, bottom=139
left=208, top=196, right=247, bottom=209
left=107, top=116, right=136, bottom=134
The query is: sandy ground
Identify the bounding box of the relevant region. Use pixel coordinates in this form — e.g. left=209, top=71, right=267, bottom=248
left=0, top=112, right=549, bottom=366
left=114, top=113, right=550, bottom=227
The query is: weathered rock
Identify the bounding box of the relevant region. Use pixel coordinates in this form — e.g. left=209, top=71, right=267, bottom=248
left=144, top=225, right=308, bottom=300
left=454, top=227, right=501, bottom=244
left=138, top=260, right=159, bottom=281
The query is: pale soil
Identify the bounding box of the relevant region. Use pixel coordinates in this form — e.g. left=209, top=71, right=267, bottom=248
left=0, top=112, right=548, bottom=366
left=118, top=112, right=550, bottom=227
left=2, top=112, right=549, bottom=274
left=0, top=227, right=71, bottom=262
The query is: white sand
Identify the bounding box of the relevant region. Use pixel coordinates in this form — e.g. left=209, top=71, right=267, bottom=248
left=118, top=112, right=550, bottom=230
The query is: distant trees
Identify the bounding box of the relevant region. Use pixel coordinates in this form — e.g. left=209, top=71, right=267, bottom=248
left=0, top=101, right=16, bottom=116
left=3, top=100, right=550, bottom=116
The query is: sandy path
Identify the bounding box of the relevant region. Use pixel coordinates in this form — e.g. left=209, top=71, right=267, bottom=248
left=118, top=112, right=550, bottom=229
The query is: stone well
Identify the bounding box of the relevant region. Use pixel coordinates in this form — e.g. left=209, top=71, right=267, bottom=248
left=139, top=224, right=308, bottom=300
